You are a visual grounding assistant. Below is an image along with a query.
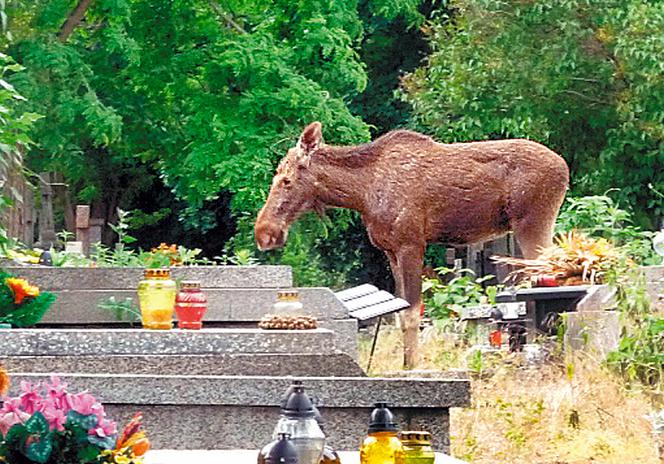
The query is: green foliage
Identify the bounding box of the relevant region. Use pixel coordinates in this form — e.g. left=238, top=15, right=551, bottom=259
left=0, top=52, right=41, bottom=163
left=0, top=269, right=55, bottom=327
left=97, top=296, right=141, bottom=324
left=422, top=267, right=498, bottom=320
left=606, top=266, right=663, bottom=392
left=0, top=409, right=114, bottom=464
left=0, top=52, right=40, bottom=256
left=0, top=194, right=12, bottom=256
left=607, top=315, right=664, bottom=391
left=403, top=0, right=664, bottom=227
left=2, top=0, right=397, bottom=285
left=556, top=193, right=659, bottom=265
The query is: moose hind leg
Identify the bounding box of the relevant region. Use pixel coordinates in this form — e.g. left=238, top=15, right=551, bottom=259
left=512, top=194, right=565, bottom=259
left=394, top=243, right=425, bottom=369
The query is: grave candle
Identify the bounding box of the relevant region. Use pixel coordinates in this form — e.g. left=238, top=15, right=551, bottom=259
left=137, top=268, right=176, bottom=330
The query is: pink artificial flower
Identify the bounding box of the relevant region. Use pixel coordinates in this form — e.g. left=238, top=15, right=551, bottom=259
left=70, top=391, right=100, bottom=417
left=41, top=406, right=67, bottom=432
left=44, top=376, right=72, bottom=412
left=70, top=391, right=109, bottom=431
left=18, top=381, right=43, bottom=415
left=0, top=397, right=30, bottom=435
left=92, top=418, right=118, bottom=438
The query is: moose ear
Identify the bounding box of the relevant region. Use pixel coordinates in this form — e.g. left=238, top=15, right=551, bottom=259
left=298, top=122, right=323, bottom=155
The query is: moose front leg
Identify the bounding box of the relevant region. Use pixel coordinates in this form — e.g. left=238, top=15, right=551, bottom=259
left=394, top=243, right=425, bottom=370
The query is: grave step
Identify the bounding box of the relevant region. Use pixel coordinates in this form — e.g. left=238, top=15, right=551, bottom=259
left=1, top=353, right=366, bottom=377
left=4, top=265, right=292, bottom=290
left=0, top=328, right=336, bottom=356
left=40, top=287, right=348, bottom=324
left=6, top=373, right=471, bottom=452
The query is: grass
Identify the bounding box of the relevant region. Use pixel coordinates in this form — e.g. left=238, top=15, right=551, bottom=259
left=358, top=325, right=662, bottom=463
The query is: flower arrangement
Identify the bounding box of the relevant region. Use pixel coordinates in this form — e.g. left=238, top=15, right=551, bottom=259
left=0, top=270, right=56, bottom=327
left=0, top=376, right=149, bottom=464
left=150, top=243, right=182, bottom=266
left=492, top=231, right=624, bottom=285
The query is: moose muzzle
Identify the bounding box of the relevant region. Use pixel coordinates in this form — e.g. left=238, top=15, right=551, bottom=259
left=254, top=221, right=288, bottom=251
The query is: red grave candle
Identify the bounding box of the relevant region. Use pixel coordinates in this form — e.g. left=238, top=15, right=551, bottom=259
left=175, top=281, right=208, bottom=330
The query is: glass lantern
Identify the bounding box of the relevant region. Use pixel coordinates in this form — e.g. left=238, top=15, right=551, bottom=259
left=137, top=268, right=176, bottom=330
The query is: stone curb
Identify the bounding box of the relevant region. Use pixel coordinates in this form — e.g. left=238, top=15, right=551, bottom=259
left=7, top=373, right=471, bottom=409
left=0, top=328, right=336, bottom=356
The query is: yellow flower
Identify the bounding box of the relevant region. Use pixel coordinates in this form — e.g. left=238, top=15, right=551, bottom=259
left=5, top=278, right=40, bottom=305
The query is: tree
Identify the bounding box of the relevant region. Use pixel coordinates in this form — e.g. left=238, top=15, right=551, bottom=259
left=3, top=0, right=425, bottom=285
left=402, top=0, right=664, bottom=228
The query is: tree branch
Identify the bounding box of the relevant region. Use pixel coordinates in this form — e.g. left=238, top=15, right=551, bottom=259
left=58, top=0, right=95, bottom=43
left=209, top=1, right=246, bottom=34
left=561, top=90, right=609, bottom=105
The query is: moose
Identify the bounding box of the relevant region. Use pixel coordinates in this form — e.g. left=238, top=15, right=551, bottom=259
left=255, top=122, right=569, bottom=368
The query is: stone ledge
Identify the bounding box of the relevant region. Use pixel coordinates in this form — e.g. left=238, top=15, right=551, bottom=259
left=40, top=287, right=348, bottom=323
left=0, top=328, right=336, bottom=356
left=107, top=404, right=453, bottom=451
left=1, top=353, right=366, bottom=377
left=4, top=266, right=293, bottom=290
left=7, top=374, right=470, bottom=409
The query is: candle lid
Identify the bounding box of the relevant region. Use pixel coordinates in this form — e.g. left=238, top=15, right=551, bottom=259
left=399, top=431, right=432, bottom=443
left=266, top=433, right=298, bottom=464
left=181, top=280, right=201, bottom=290
left=144, top=268, right=171, bottom=279
left=277, top=289, right=300, bottom=300
left=282, top=385, right=316, bottom=418
left=368, top=402, right=399, bottom=433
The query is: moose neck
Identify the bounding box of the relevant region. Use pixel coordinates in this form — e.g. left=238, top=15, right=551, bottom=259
left=309, top=144, right=373, bottom=214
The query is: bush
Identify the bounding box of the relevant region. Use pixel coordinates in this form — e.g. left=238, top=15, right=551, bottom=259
left=422, top=267, right=499, bottom=320
left=606, top=266, right=664, bottom=392
left=556, top=194, right=659, bottom=265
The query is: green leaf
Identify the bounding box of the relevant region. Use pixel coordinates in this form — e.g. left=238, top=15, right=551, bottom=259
left=24, top=435, right=53, bottom=464
left=25, top=411, right=49, bottom=435
left=66, top=410, right=99, bottom=431
left=4, top=422, right=28, bottom=446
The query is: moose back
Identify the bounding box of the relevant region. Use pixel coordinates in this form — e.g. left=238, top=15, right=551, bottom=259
left=255, top=122, right=569, bottom=368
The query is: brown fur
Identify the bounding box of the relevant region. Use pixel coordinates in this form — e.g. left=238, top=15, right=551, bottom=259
left=255, top=122, right=569, bottom=367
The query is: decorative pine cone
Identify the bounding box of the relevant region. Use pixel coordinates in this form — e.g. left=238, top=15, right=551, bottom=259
left=258, top=314, right=319, bottom=330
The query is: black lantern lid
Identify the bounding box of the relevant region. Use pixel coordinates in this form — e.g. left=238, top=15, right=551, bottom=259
left=282, top=385, right=316, bottom=418
left=280, top=380, right=304, bottom=409
left=266, top=433, right=299, bottom=464
left=368, top=402, right=399, bottom=433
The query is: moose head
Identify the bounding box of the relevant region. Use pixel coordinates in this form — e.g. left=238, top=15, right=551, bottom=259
left=255, top=122, right=326, bottom=250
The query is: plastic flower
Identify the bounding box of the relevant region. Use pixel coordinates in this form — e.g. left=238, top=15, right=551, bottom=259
left=18, top=381, right=43, bottom=414
left=0, top=363, right=9, bottom=396
left=44, top=376, right=73, bottom=411
left=150, top=243, right=182, bottom=265
left=5, top=277, right=40, bottom=305
left=0, top=397, right=30, bottom=435
left=115, top=413, right=150, bottom=456
left=41, top=403, right=67, bottom=431
left=94, top=418, right=118, bottom=438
